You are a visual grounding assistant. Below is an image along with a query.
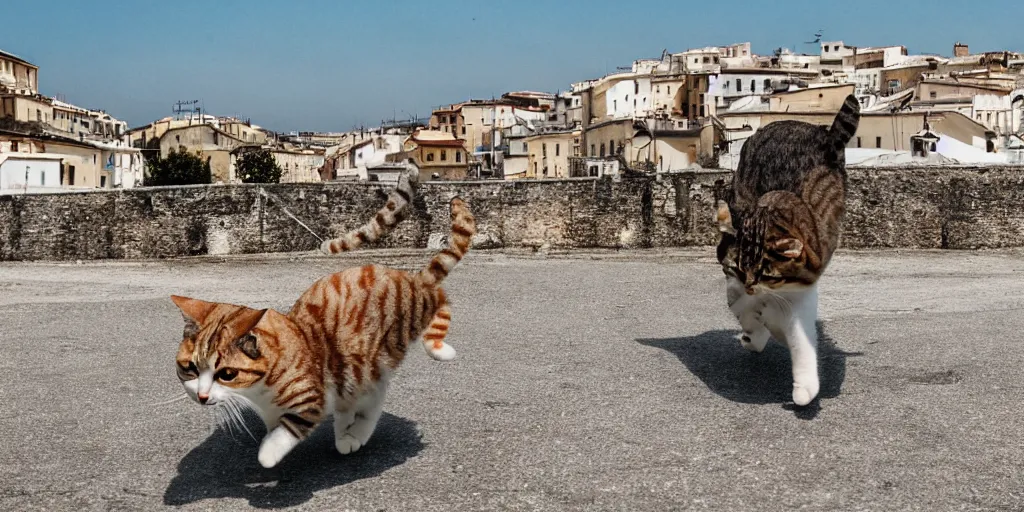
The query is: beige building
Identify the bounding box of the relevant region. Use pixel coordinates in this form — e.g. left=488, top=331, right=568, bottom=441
left=43, top=139, right=107, bottom=188
left=768, top=84, right=856, bottom=113
left=523, top=130, right=580, bottom=179
left=271, top=149, right=324, bottom=183
left=583, top=118, right=634, bottom=160
left=721, top=110, right=991, bottom=152
left=403, top=130, right=469, bottom=180
left=219, top=119, right=268, bottom=144
left=159, top=124, right=247, bottom=183
left=0, top=50, right=38, bottom=95
left=0, top=94, right=51, bottom=124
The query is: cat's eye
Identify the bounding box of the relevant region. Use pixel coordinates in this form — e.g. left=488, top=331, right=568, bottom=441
left=179, top=361, right=198, bottom=375
left=215, top=368, right=238, bottom=382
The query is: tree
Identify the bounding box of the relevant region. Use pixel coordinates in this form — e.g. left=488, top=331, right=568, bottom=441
left=236, top=149, right=282, bottom=184
left=145, top=149, right=212, bottom=186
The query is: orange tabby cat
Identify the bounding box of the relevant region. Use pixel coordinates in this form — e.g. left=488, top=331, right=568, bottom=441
left=171, top=193, right=475, bottom=468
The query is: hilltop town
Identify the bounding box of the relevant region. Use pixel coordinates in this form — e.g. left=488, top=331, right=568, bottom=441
left=1, top=40, right=1022, bottom=193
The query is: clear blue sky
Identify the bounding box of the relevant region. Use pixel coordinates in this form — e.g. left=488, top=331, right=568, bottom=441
left=2, top=0, right=1019, bottom=132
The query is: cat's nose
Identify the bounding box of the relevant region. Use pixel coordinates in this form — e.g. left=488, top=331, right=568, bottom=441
left=198, top=393, right=209, bottom=405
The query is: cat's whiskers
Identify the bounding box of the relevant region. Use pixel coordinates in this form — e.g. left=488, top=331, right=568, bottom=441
left=213, top=395, right=258, bottom=441
left=150, top=393, right=189, bottom=407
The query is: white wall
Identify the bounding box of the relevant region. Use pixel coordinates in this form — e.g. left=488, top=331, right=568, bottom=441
left=606, top=77, right=651, bottom=119
left=972, top=91, right=1023, bottom=134
left=0, top=157, right=62, bottom=194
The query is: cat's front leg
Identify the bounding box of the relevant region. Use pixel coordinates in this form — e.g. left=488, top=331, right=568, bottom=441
left=258, top=410, right=324, bottom=468
left=726, top=277, right=770, bottom=352
left=258, top=425, right=302, bottom=469
left=756, top=289, right=820, bottom=406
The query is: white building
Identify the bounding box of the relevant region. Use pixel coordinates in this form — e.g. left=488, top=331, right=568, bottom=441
left=972, top=90, right=1024, bottom=135
left=0, top=153, right=63, bottom=194
left=606, top=76, right=653, bottom=119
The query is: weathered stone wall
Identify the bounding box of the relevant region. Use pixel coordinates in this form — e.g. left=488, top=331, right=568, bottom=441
left=1, top=166, right=1023, bottom=261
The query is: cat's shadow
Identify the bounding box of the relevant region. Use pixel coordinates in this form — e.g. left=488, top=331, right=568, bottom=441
left=163, top=412, right=423, bottom=509
left=637, top=322, right=859, bottom=420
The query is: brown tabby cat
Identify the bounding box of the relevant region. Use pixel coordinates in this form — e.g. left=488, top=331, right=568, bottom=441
left=716, top=94, right=859, bottom=406
left=172, top=189, right=475, bottom=468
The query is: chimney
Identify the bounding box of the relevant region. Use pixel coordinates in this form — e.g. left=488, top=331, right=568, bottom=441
left=954, top=42, right=969, bottom=58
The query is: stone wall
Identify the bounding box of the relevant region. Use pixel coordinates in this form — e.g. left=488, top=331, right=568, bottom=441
left=1, top=165, right=1023, bottom=261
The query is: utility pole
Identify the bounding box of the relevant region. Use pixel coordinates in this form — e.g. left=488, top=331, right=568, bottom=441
left=24, top=165, right=29, bottom=194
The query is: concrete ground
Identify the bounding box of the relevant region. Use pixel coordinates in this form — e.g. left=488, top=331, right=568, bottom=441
left=1, top=248, right=1023, bottom=511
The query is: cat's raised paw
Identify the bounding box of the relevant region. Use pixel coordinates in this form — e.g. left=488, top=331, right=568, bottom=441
left=335, top=433, right=363, bottom=455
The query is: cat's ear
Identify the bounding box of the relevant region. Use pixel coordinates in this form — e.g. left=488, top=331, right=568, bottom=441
left=236, top=333, right=261, bottom=359
left=716, top=200, right=736, bottom=236
left=236, top=309, right=271, bottom=359
left=771, top=238, right=804, bottom=259
left=170, top=295, right=218, bottom=338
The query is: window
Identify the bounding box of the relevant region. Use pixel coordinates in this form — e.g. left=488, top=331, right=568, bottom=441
left=929, top=91, right=937, bottom=99
left=455, top=151, right=461, bottom=163
left=36, top=109, right=41, bottom=121
left=609, top=140, right=615, bottom=155
left=693, top=58, right=698, bottom=64
left=613, top=100, right=617, bottom=111
left=987, top=113, right=992, bottom=124
left=736, top=79, right=741, bottom=91
left=69, top=165, right=75, bottom=185
left=449, top=115, right=455, bottom=124
left=634, top=82, right=639, bottom=94
left=440, top=150, right=447, bottom=161
left=426, top=152, right=434, bottom=162
left=703, top=57, right=710, bottom=64
left=667, top=86, right=671, bottom=95
left=555, top=143, right=560, bottom=156
left=655, top=86, right=660, bottom=94
left=40, top=171, right=45, bottom=185
left=626, top=94, right=629, bottom=102
left=11, top=141, right=18, bottom=151
left=93, top=155, right=97, bottom=165
left=100, top=176, right=106, bottom=187
left=834, top=45, right=839, bottom=51
left=542, top=143, right=547, bottom=157
left=824, top=46, right=829, bottom=52
left=461, top=126, right=466, bottom=135
left=764, top=79, right=771, bottom=91
left=750, top=80, right=755, bottom=92
left=714, top=56, right=720, bottom=63
left=590, top=144, right=595, bottom=156
left=724, top=81, right=729, bottom=91
left=876, top=137, right=882, bottom=148
left=523, top=142, right=528, bottom=152
left=659, top=156, right=663, bottom=169
left=600, top=143, right=606, bottom=157
left=856, top=137, right=862, bottom=148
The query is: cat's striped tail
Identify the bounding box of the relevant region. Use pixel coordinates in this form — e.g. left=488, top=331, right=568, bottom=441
left=319, top=165, right=418, bottom=254
left=828, top=94, right=861, bottom=149
left=418, top=197, right=476, bottom=287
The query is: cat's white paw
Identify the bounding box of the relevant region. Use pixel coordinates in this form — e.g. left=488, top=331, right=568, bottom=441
left=335, top=433, right=363, bottom=455
left=427, top=343, right=457, bottom=362
left=792, top=381, right=820, bottom=406
left=258, top=427, right=300, bottom=468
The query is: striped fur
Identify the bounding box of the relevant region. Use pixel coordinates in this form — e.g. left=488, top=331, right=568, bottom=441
left=714, top=95, right=858, bottom=407
left=319, top=163, right=419, bottom=254
left=718, top=93, right=858, bottom=290
left=828, top=94, right=861, bottom=150
left=172, top=196, right=475, bottom=468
